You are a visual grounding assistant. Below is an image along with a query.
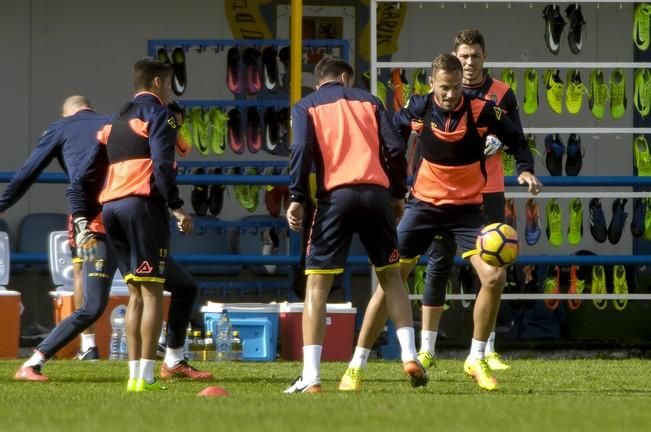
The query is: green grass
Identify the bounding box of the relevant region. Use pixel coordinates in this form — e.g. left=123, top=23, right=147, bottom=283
left=1, top=358, right=650, bottom=432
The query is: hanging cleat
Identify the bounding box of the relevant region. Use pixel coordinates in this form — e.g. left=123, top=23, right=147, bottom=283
left=543, top=4, right=566, bottom=55
left=565, top=4, right=586, bottom=55
left=544, top=133, right=565, bottom=176
left=565, top=133, right=583, bottom=176
left=609, top=68, right=627, bottom=119
left=589, top=69, right=609, bottom=120
left=567, top=198, right=583, bottom=245
left=226, top=47, right=243, bottom=95
left=523, top=68, right=539, bottom=115
left=544, top=69, right=564, bottom=114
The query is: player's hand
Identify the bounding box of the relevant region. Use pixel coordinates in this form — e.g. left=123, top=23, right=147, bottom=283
left=172, top=208, right=193, bottom=233
left=518, top=171, right=543, bottom=195
left=484, top=135, right=503, bottom=157
left=391, top=198, right=405, bottom=222
left=286, top=202, right=304, bottom=232
left=73, top=217, right=98, bottom=262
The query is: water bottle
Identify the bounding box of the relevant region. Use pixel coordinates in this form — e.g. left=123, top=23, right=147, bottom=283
left=118, top=318, right=128, bottom=360
left=183, top=324, right=192, bottom=359
left=190, top=330, right=203, bottom=361
left=109, top=317, right=122, bottom=360
left=204, top=331, right=216, bottom=361
left=231, top=330, right=243, bottom=361
left=215, top=310, right=232, bottom=362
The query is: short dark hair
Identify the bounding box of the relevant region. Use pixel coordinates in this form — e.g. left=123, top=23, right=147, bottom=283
left=430, top=53, right=463, bottom=77
left=314, top=57, right=354, bottom=81
left=133, top=57, right=172, bottom=91
left=453, top=29, right=486, bottom=53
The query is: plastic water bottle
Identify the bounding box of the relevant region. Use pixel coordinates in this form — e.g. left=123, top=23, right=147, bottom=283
left=231, top=330, right=243, bottom=361
left=118, top=317, right=128, bottom=360
left=215, top=310, right=232, bottom=362
left=183, top=324, right=192, bottom=359
left=109, top=317, right=122, bottom=360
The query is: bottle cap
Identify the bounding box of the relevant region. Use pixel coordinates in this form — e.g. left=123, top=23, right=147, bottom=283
left=232, top=330, right=239, bottom=337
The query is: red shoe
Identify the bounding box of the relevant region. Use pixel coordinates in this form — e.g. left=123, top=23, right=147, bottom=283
left=403, top=360, right=428, bottom=388
left=567, top=265, right=582, bottom=310
left=15, top=365, right=48, bottom=382
left=160, top=360, right=213, bottom=381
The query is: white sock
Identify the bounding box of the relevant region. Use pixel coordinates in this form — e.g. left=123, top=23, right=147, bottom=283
left=139, top=359, right=155, bottom=383
left=24, top=350, right=45, bottom=368
left=396, top=326, right=418, bottom=363
left=348, top=347, right=371, bottom=369
left=301, top=345, right=322, bottom=383
left=468, top=338, right=487, bottom=362
left=158, top=326, right=166, bottom=345
left=128, top=360, right=140, bottom=379
left=485, top=332, right=496, bottom=355
left=164, top=347, right=184, bottom=368
left=420, top=330, right=438, bottom=356
left=81, top=333, right=96, bottom=352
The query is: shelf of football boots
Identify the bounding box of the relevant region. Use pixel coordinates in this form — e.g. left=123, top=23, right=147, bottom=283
left=408, top=293, right=651, bottom=300
left=148, top=39, right=350, bottom=61
left=178, top=161, right=287, bottom=169
left=375, top=61, right=651, bottom=69
left=375, top=0, right=642, bottom=3
left=4, top=173, right=651, bottom=187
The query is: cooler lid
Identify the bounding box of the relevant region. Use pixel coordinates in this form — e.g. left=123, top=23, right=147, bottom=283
left=201, top=302, right=280, bottom=313
left=279, top=302, right=356, bottom=314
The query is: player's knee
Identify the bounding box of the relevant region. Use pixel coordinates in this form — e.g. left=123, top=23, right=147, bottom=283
left=480, top=266, right=506, bottom=291
left=422, top=282, right=447, bottom=307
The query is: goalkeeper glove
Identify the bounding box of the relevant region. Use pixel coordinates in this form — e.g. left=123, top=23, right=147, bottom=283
left=73, top=217, right=98, bottom=262
left=484, top=134, right=503, bottom=157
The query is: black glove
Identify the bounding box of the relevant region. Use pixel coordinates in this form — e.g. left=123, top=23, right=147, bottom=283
left=73, top=217, right=98, bottom=262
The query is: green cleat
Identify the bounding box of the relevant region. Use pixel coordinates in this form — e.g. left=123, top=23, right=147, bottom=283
left=338, top=367, right=362, bottom=392
left=135, top=378, right=167, bottom=392
left=207, top=107, right=228, bottom=155
left=544, top=69, right=564, bottom=114
left=417, top=351, right=436, bottom=369
left=500, top=68, right=517, bottom=94
left=412, top=68, right=432, bottom=96
left=523, top=68, right=539, bottom=115
left=567, top=198, right=583, bottom=245
left=565, top=69, right=587, bottom=115
left=502, top=152, right=515, bottom=176
left=634, top=69, right=651, bottom=118
left=591, top=265, right=608, bottom=310
left=589, top=69, right=609, bottom=120
left=634, top=135, right=651, bottom=176
left=189, top=107, right=208, bottom=155
left=633, top=3, right=651, bottom=51
left=546, top=198, right=563, bottom=246
left=126, top=378, right=137, bottom=392
left=464, top=358, right=498, bottom=391
left=610, top=68, right=627, bottom=119
left=612, top=265, right=629, bottom=311
left=484, top=352, right=511, bottom=371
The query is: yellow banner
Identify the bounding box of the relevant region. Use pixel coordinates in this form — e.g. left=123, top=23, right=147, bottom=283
left=359, top=2, right=407, bottom=61
left=224, top=0, right=273, bottom=40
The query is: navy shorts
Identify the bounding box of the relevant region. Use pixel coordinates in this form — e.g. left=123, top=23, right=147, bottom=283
left=482, top=192, right=505, bottom=224
left=102, top=196, right=170, bottom=284
left=305, top=185, right=400, bottom=273
left=398, top=198, right=486, bottom=260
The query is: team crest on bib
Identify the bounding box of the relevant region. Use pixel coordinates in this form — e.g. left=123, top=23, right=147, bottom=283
left=95, top=259, right=104, bottom=272
left=493, top=106, right=503, bottom=120
left=167, top=116, right=177, bottom=128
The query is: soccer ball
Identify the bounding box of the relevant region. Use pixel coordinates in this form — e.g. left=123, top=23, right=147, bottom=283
left=475, top=223, right=519, bottom=267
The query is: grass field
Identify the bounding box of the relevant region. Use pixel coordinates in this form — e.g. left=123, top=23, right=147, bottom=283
left=1, top=358, right=650, bottom=432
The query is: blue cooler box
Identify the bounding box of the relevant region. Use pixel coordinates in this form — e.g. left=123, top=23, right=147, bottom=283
left=201, top=302, right=279, bottom=362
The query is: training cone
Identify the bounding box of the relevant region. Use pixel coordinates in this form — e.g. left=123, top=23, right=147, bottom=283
left=197, top=385, right=230, bottom=398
